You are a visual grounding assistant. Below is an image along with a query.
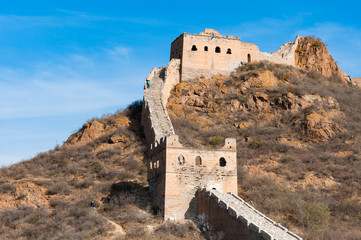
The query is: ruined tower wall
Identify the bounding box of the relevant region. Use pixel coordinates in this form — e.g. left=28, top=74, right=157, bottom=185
left=145, top=134, right=238, bottom=220
left=162, top=59, right=181, bottom=105
left=181, top=34, right=260, bottom=81
left=170, top=34, right=184, bottom=60
left=169, top=30, right=306, bottom=82
left=259, top=36, right=301, bottom=66
left=163, top=135, right=237, bottom=220
left=170, top=29, right=260, bottom=81
left=141, top=101, right=155, bottom=145
left=147, top=138, right=167, bottom=216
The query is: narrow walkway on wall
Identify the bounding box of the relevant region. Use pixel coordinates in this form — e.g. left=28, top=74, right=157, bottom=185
left=144, top=67, right=175, bottom=143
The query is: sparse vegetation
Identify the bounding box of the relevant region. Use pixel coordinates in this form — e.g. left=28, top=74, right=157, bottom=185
left=0, top=100, right=204, bottom=240
left=167, top=61, right=361, bottom=239
left=1, top=58, right=360, bottom=239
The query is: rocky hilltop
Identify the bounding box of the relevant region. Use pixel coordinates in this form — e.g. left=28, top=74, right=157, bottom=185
left=294, top=36, right=345, bottom=79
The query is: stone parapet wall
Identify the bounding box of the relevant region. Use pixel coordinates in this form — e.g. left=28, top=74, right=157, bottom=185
left=163, top=135, right=237, bottom=220
left=198, top=189, right=302, bottom=240
left=162, top=59, right=181, bottom=106
left=146, top=136, right=167, bottom=216
left=141, top=100, right=155, bottom=145
left=175, top=29, right=260, bottom=81
left=259, top=36, right=301, bottom=66
left=141, top=59, right=179, bottom=144
left=146, top=135, right=238, bottom=220
left=170, top=29, right=301, bottom=82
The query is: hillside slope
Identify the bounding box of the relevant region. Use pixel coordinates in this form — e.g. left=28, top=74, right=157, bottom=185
left=0, top=101, right=203, bottom=240
left=167, top=61, right=361, bottom=239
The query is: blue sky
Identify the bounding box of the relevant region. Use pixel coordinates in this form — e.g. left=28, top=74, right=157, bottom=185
left=1, top=0, right=360, bottom=166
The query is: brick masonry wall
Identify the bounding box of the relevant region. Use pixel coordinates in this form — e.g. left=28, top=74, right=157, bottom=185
left=163, top=135, right=237, bottom=220
left=180, top=33, right=260, bottom=81
left=197, top=189, right=303, bottom=240
left=146, top=135, right=238, bottom=220
left=169, top=29, right=299, bottom=82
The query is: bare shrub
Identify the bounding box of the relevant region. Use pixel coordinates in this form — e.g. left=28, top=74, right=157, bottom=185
left=46, top=182, right=70, bottom=195
left=209, top=136, right=225, bottom=146
left=0, top=183, right=15, bottom=194
left=126, top=227, right=146, bottom=238
left=155, top=221, right=197, bottom=238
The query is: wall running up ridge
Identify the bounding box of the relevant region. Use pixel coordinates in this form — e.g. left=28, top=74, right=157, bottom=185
left=141, top=50, right=302, bottom=239
left=141, top=59, right=180, bottom=144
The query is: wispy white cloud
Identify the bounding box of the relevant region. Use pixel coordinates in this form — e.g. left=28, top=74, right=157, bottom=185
left=0, top=78, right=119, bottom=119
left=0, top=46, right=144, bottom=120
left=0, top=15, right=59, bottom=29
left=120, top=17, right=175, bottom=26
left=69, top=54, right=94, bottom=66
left=106, top=46, right=133, bottom=59
left=223, top=14, right=309, bottom=40
left=0, top=11, right=177, bottom=32
left=0, top=11, right=118, bottom=31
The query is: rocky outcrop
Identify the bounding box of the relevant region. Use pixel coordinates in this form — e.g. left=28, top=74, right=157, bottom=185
left=66, top=121, right=105, bottom=146
left=295, top=37, right=344, bottom=79
left=65, top=116, right=131, bottom=146
left=260, top=36, right=349, bottom=83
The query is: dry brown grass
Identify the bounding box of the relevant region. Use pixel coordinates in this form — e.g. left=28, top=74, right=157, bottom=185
left=0, top=101, right=205, bottom=240
left=167, top=61, right=361, bottom=239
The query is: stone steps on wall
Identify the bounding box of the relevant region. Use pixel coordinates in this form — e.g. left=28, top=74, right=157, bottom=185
left=144, top=67, right=175, bottom=143
left=202, top=189, right=302, bottom=240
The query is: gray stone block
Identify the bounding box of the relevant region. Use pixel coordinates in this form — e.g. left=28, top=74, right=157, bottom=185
left=248, top=222, right=259, bottom=233
left=260, top=230, right=273, bottom=240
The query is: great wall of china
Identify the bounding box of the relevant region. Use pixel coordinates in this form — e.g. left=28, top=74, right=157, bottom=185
left=140, top=31, right=304, bottom=238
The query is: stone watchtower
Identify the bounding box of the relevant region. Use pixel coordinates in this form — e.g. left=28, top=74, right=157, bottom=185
left=170, top=28, right=260, bottom=81
left=147, top=135, right=237, bottom=220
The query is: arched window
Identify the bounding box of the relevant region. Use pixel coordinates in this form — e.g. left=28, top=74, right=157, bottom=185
left=227, top=48, right=232, bottom=54
left=191, top=45, right=197, bottom=51
left=204, top=46, right=208, bottom=51
left=178, top=155, right=185, bottom=165
left=195, top=156, right=202, bottom=166
left=215, top=46, right=221, bottom=53
left=219, top=157, right=226, bottom=167
left=247, top=54, right=251, bottom=63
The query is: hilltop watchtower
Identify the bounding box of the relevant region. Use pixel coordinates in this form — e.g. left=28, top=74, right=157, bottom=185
left=170, top=28, right=260, bottom=81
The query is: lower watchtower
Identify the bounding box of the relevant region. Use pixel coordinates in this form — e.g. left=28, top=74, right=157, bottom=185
left=147, top=135, right=237, bottom=220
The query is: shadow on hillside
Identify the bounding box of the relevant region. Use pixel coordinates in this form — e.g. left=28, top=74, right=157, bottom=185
left=126, top=100, right=145, bottom=134
left=101, top=181, right=151, bottom=211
